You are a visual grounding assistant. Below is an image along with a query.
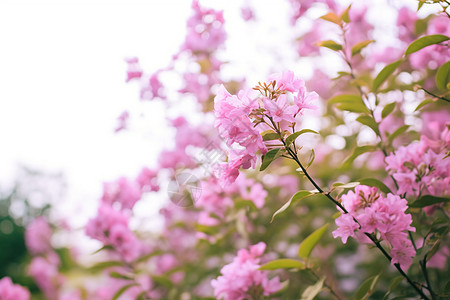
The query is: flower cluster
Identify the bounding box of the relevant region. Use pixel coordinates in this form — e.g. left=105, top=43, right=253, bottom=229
left=211, top=242, right=282, bottom=300
left=332, top=185, right=416, bottom=269
left=385, top=137, right=450, bottom=198
left=0, top=277, right=30, bottom=300
left=214, top=71, right=317, bottom=184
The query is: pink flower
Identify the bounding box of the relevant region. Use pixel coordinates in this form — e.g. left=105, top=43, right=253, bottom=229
left=29, top=256, right=64, bottom=300
left=241, top=6, right=255, bottom=21
left=211, top=242, right=282, bottom=300
left=332, top=214, right=358, bottom=244
left=390, top=237, right=416, bottom=270
left=25, top=217, right=53, bottom=255
left=263, top=95, right=298, bottom=123
left=125, top=57, right=142, bottom=82
left=268, top=70, right=304, bottom=93
left=0, top=277, right=30, bottom=300
left=114, top=111, right=129, bottom=133
left=136, top=167, right=159, bottom=192
left=101, top=177, right=142, bottom=210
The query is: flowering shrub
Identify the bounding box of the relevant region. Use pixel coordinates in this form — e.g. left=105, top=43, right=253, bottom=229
left=1, top=0, right=449, bottom=299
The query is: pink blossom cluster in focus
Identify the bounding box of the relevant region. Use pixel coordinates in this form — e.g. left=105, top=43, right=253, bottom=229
left=211, top=242, right=282, bottom=300
left=332, top=185, right=416, bottom=269
left=214, top=71, right=317, bottom=185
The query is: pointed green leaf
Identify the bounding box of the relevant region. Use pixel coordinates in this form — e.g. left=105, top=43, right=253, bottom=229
left=436, top=61, right=450, bottom=91
left=354, top=274, right=381, bottom=300
left=387, top=125, right=410, bottom=143
left=110, top=271, right=133, bottom=280
left=351, top=40, right=374, bottom=56
left=88, top=260, right=125, bottom=272
left=298, top=224, right=329, bottom=259
left=343, top=145, right=378, bottom=168
left=381, top=102, right=396, bottom=119
left=151, top=275, right=173, bottom=288
left=112, top=284, right=139, bottom=300
left=405, top=34, right=449, bottom=55
left=409, top=195, right=450, bottom=208
left=307, top=149, right=315, bottom=167
left=271, top=190, right=312, bottom=222
left=341, top=5, right=351, bottom=23
left=320, top=12, right=341, bottom=25
left=316, top=40, right=343, bottom=51
left=285, top=129, right=319, bottom=147
left=358, top=178, right=392, bottom=194
left=301, top=277, right=325, bottom=300
left=261, top=130, right=280, bottom=141
left=259, top=259, right=305, bottom=270
left=414, top=99, right=434, bottom=112
left=329, top=94, right=369, bottom=114
left=373, top=59, right=403, bottom=91
left=356, top=115, right=380, bottom=136
left=260, top=148, right=282, bottom=171
left=332, top=182, right=360, bottom=189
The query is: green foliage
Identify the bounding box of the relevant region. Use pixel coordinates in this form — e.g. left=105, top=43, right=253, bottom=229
left=409, top=195, right=450, bottom=208
left=285, top=129, right=319, bottom=147
left=328, top=94, right=370, bottom=114
left=351, top=40, right=374, bottom=56
left=373, top=60, right=403, bottom=91
left=271, top=190, right=313, bottom=222
left=259, top=259, right=305, bottom=270
left=354, top=274, right=381, bottom=300
left=298, top=224, right=329, bottom=260
left=260, top=148, right=283, bottom=171
left=300, top=277, right=325, bottom=300
left=358, top=178, right=392, bottom=194
left=405, top=34, right=449, bottom=55
left=316, top=40, right=343, bottom=51
left=436, top=61, right=450, bottom=91
left=381, top=102, right=396, bottom=119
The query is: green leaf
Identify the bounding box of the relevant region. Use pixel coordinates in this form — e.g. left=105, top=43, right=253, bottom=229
left=259, top=259, right=305, bottom=270
left=91, top=245, right=114, bottom=255
left=88, top=260, right=125, bottom=272
left=261, top=130, right=280, bottom=141
left=271, top=190, right=312, bottom=222
left=307, top=149, right=315, bottom=167
left=354, top=274, right=381, bottom=300
left=301, top=277, right=325, bottom=300
left=328, top=94, right=369, bottom=114
left=235, top=199, right=258, bottom=211
left=285, top=129, right=319, bottom=147
left=343, top=145, right=377, bottom=168
left=381, top=102, right=396, bottom=119
left=112, top=284, right=138, bottom=300
left=358, top=178, right=392, bottom=194
left=356, top=115, right=380, bottom=136
left=298, top=224, right=329, bottom=259
left=195, top=224, right=220, bottom=235
left=341, top=5, right=351, bottom=23
left=409, top=195, right=450, bottom=208
left=134, top=249, right=164, bottom=264
left=405, top=34, right=449, bottom=55
left=110, top=271, right=133, bottom=280
left=316, top=40, right=343, bottom=51
left=373, top=59, right=403, bottom=91
left=414, top=99, right=434, bottom=112
left=388, top=125, right=410, bottom=143
left=436, top=61, right=450, bottom=91
left=260, top=148, right=282, bottom=171
left=320, top=12, right=341, bottom=25
left=151, top=275, right=173, bottom=288
left=351, top=40, right=374, bottom=56
left=332, top=182, right=360, bottom=189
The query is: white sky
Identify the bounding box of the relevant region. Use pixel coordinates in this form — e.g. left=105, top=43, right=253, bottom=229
left=0, top=0, right=294, bottom=227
